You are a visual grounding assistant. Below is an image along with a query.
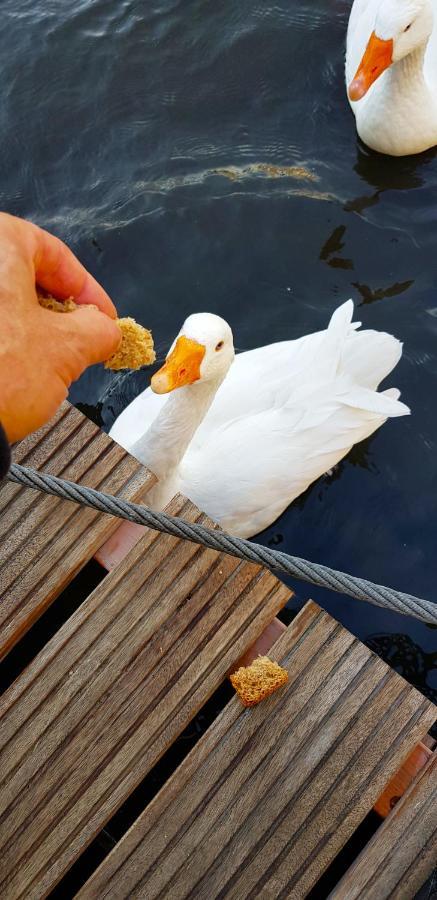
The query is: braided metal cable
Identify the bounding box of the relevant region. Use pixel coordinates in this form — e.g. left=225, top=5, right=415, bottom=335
left=7, top=462, right=437, bottom=625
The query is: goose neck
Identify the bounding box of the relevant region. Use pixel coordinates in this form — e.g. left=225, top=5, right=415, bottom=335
left=389, top=44, right=427, bottom=93
left=130, top=376, right=222, bottom=480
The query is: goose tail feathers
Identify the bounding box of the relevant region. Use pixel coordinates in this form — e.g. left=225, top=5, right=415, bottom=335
left=323, top=300, right=409, bottom=418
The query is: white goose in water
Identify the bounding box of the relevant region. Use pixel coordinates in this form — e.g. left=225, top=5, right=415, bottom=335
left=110, top=301, right=409, bottom=538
left=346, top=0, right=437, bottom=155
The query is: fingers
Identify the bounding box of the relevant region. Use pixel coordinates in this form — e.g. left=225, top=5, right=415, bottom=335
left=27, top=217, right=117, bottom=319
left=54, top=306, right=121, bottom=383
left=0, top=305, right=121, bottom=442
left=33, top=224, right=117, bottom=318
left=0, top=213, right=117, bottom=318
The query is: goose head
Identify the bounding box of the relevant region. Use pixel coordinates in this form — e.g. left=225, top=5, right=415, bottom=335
left=348, top=0, right=434, bottom=101
left=151, top=313, right=235, bottom=394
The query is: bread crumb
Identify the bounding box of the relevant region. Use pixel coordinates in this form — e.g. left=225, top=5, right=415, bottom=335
left=38, top=292, right=82, bottom=313
left=105, top=316, right=155, bottom=371
left=37, top=292, right=155, bottom=370
left=230, top=656, right=288, bottom=707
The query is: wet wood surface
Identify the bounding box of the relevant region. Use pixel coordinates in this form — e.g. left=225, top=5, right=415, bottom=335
left=0, top=402, right=155, bottom=658
left=78, top=601, right=436, bottom=900
left=330, top=750, right=436, bottom=900
left=0, top=495, right=290, bottom=899
left=1, top=403, right=435, bottom=900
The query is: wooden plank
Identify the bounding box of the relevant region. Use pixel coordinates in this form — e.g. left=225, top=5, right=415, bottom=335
left=0, top=495, right=290, bottom=899
left=95, top=525, right=291, bottom=670
left=0, top=402, right=155, bottom=658
left=374, top=739, right=435, bottom=817
left=330, top=751, right=437, bottom=900
left=77, top=602, right=436, bottom=900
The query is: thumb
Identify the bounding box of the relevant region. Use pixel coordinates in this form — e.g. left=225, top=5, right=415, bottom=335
left=53, top=307, right=122, bottom=384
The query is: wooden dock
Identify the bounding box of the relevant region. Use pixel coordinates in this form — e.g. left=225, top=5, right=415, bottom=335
left=0, top=402, right=436, bottom=899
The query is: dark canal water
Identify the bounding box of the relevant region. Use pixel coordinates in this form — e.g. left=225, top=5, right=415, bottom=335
left=1, top=0, right=436, bottom=713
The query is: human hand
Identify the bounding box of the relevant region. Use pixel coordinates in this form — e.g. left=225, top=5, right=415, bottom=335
left=0, top=213, right=121, bottom=442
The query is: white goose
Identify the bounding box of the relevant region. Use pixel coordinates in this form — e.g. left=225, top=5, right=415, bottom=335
left=110, top=301, right=409, bottom=538
left=346, top=0, right=437, bottom=155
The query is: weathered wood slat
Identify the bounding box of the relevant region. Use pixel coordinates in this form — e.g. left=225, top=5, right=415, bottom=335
left=0, top=495, right=290, bottom=899
left=0, top=402, right=155, bottom=658
left=78, top=602, right=435, bottom=900
left=330, top=752, right=436, bottom=900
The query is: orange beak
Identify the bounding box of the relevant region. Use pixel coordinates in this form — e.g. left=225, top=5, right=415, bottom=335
left=151, top=335, right=206, bottom=394
left=348, top=31, right=393, bottom=101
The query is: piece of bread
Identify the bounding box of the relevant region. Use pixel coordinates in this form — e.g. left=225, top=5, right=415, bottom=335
left=37, top=292, right=155, bottom=370
left=230, top=656, right=289, bottom=707
left=104, top=316, right=155, bottom=371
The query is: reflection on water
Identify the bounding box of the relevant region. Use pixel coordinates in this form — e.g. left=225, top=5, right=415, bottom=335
left=0, top=0, right=436, bottom=707
left=354, top=143, right=436, bottom=195
left=367, top=633, right=437, bottom=737
left=343, top=145, right=436, bottom=221
left=211, top=162, right=317, bottom=181
left=319, top=225, right=354, bottom=270
left=352, top=279, right=415, bottom=305
left=108, top=161, right=319, bottom=199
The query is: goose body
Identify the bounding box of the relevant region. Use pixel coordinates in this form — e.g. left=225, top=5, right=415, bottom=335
left=110, top=301, right=409, bottom=538
left=346, top=0, right=437, bottom=155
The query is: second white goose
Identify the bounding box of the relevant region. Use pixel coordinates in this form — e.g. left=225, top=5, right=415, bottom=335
left=346, top=0, right=437, bottom=155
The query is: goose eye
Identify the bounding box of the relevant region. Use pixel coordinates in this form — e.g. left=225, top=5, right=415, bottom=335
left=404, top=22, right=412, bottom=31
left=215, top=340, right=224, bottom=351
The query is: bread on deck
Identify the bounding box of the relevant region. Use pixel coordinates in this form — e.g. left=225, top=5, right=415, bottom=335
left=230, top=656, right=289, bottom=707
